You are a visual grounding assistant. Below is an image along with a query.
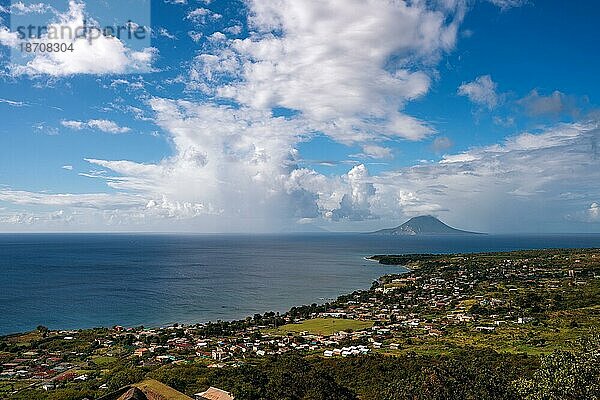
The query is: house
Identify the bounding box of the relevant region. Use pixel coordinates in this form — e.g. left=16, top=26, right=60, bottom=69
left=97, top=379, right=193, bottom=400
left=474, top=326, right=496, bottom=332
left=195, top=386, right=235, bottom=400
left=518, top=317, right=535, bottom=324
left=134, top=348, right=149, bottom=357
left=115, top=387, right=148, bottom=400
left=42, top=383, right=55, bottom=391
left=212, top=348, right=227, bottom=361
left=74, top=374, right=89, bottom=381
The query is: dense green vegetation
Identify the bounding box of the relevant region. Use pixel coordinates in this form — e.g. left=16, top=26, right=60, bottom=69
left=143, top=335, right=598, bottom=400
left=142, top=349, right=565, bottom=400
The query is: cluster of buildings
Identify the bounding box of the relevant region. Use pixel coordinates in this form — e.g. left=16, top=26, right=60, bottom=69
left=110, top=253, right=577, bottom=364
left=0, top=339, right=79, bottom=381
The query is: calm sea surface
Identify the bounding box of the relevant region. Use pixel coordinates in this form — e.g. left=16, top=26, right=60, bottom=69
left=1, top=233, right=600, bottom=335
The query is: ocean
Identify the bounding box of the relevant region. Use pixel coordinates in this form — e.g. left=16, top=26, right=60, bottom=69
left=1, top=233, right=600, bottom=335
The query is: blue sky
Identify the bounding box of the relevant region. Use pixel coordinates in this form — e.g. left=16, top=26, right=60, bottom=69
left=0, top=0, right=599, bottom=233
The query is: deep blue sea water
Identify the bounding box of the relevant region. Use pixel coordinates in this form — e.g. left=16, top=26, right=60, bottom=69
left=1, top=233, right=600, bottom=335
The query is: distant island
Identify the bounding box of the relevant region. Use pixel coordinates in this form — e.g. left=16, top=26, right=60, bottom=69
left=369, top=215, right=483, bottom=235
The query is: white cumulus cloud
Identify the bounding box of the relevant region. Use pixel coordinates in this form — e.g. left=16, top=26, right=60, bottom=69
left=458, top=75, right=499, bottom=109
left=0, top=26, right=20, bottom=47
left=359, top=145, right=393, bottom=160
left=7, top=1, right=156, bottom=76
left=190, top=0, right=466, bottom=143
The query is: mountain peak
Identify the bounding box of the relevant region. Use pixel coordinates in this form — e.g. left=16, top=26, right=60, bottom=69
left=406, top=215, right=439, bottom=223
left=370, top=215, right=482, bottom=235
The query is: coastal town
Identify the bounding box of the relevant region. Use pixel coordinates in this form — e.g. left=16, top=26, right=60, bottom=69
left=1, top=248, right=599, bottom=399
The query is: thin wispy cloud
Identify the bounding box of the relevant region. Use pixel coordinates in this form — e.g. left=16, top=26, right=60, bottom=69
left=0, top=98, right=26, bottom=107
left=61, top=119, right=131, bottom=134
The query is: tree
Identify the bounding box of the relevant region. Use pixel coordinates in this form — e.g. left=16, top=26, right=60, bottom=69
left=37, top=325, right=50, bottom=337
left=515, top=335, right=600, bottom=400
left=106, top=367, right=144, bottom=391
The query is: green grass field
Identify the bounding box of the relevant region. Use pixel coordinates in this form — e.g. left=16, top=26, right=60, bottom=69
left=91, top=355, right=117, bottom=366
left=272, top=318, right=374, bottom=336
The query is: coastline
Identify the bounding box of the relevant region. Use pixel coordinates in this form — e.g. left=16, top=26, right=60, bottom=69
left=2, top=255, right=407, bottom=337
left=2, top=246, right=597, bottom=337
left=4, top=234, right=600, bottom=335
left=1, top=247, right=599, bottom=399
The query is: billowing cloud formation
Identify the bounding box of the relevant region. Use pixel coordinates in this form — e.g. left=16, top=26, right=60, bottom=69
left=458, top=75, right=499, bottom=109
left=190, top=0, right=466, bottom=143
left=81, top=98, right=316, bottom=227
left=2, top=107, right=599, bottom=232
left=3, top=1, right=155, bottom=76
